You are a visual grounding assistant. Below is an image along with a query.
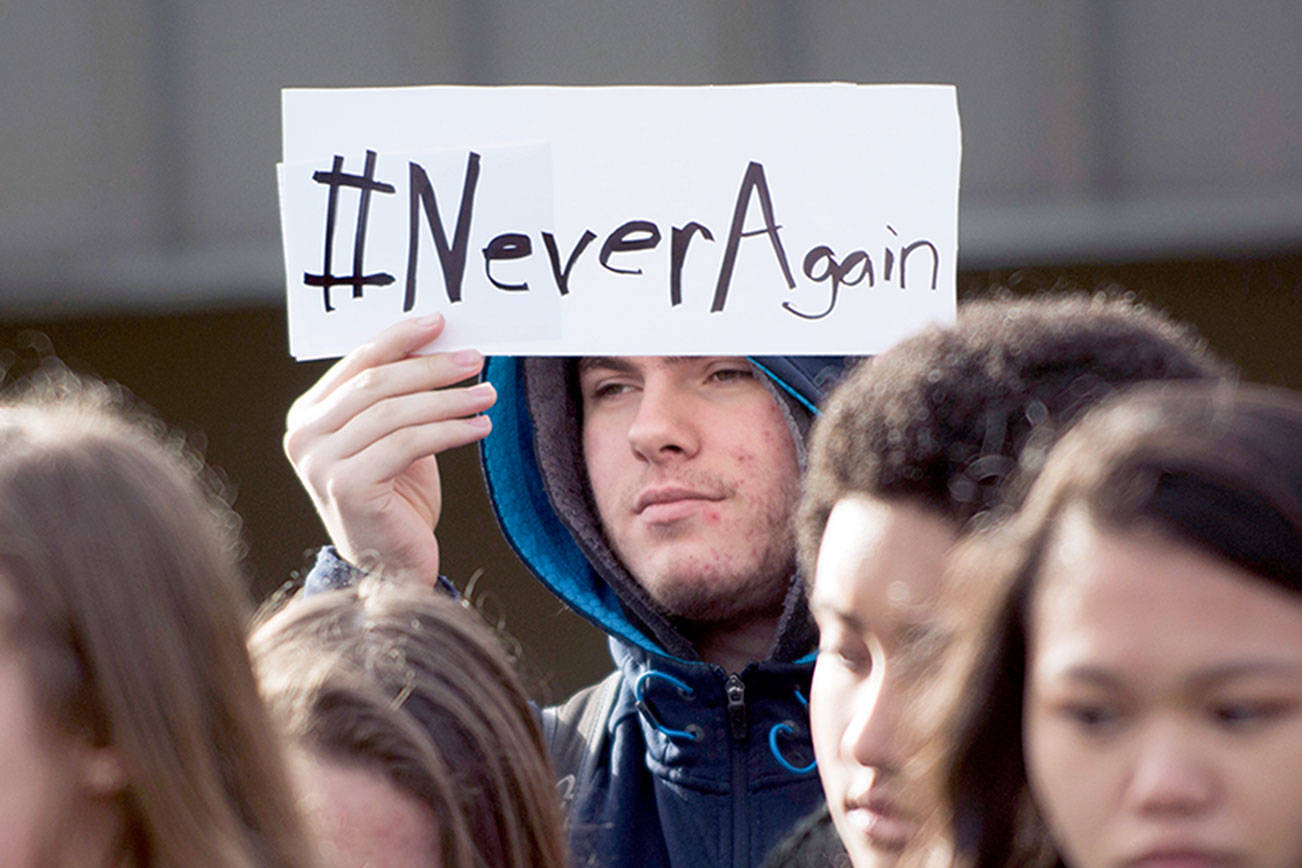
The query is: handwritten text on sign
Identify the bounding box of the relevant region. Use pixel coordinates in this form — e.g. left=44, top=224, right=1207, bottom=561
left=279, top=84, right=961, bottom=360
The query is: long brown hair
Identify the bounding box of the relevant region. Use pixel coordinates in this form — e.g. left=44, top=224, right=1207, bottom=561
left=250, top=579, right=569, bottom=868
left=909, top=381, right=1302, bottom=868
left=0, top=370, right=315, bottom=867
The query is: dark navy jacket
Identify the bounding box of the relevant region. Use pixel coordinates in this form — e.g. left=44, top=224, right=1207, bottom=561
left=477, top=355, right=849, bottom=867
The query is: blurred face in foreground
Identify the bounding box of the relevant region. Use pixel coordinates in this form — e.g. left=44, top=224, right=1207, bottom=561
left=292, top=749, right=440, bottom=868
left=1024, top=511, right=1302, bottom=868
left=808, top=495, right=958, bottom=867
left=0, top=586, right=127, bottom=868
left=0, top=642, right=79, bottom=867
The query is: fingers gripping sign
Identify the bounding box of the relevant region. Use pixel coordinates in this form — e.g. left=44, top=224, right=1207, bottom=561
left=284, top=313, right=495, bottom=585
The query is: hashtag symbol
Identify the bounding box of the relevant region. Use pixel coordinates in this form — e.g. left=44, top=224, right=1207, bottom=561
left=303, top=150, right=396, bottom=312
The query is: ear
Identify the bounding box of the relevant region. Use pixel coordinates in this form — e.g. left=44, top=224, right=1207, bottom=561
left=79, top=746, right=129, bottom=796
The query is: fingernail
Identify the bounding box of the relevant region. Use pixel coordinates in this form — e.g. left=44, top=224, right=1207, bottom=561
left=469, top=414, right=492, bottom=429
left=416, top=313, right=443, bottom=327
left=468, top=382, right=495, bottom=398
left=453, top=348, right=482, bottom=368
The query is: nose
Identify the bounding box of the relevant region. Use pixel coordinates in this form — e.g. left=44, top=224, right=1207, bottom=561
left=841, top=665, right=897, bottom=772
left=626, top=376, right=700, bottom=463
left=1125, top=723, right=1218, bottom=817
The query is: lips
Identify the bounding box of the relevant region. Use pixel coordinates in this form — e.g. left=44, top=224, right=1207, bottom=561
left=633, top=486, right=724, bottom=521
left=1122, top=846, right=1241, bottom=867
left=842, top=793, right=916, bottom=852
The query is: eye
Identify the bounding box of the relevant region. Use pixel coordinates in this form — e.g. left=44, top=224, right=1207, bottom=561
left=583, top=378, right=637, bottom=403
left=1058, top=702, right=1122, bottom=733
left=818, top=644, right=871, bottom=676
left=1210, top=700, right=1294, bottom=729
left=707, top=366, right=754, bottom=384
left=845, top=650, right=871, bottom=672
left=592, top=382, right=631, bottom=399
left=837, top=651, right=871, bottom=675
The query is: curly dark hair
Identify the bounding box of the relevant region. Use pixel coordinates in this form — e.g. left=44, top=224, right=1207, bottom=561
left=797, top=292, right=1233, bottom=580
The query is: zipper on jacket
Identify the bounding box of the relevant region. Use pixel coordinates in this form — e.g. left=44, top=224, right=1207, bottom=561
left=725, top=672, right=749, bottom=867
left=725, top=673, right=747, bottom=740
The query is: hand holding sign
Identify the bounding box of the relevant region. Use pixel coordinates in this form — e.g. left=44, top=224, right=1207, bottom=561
left=283, top=314, right=494, bottom=585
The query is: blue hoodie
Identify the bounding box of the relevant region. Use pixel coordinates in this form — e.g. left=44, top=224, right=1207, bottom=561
left=478, top=354, right=850, bottom=867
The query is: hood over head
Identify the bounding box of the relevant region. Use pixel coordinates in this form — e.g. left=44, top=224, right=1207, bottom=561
left=480, top=355, right=852, bottom=665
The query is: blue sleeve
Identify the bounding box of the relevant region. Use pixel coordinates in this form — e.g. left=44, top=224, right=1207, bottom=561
left=301, top=546, right=459, bottom=598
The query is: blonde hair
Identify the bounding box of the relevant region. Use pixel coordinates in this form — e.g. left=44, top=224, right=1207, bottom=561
left=0, top=370, right=315, bottom=867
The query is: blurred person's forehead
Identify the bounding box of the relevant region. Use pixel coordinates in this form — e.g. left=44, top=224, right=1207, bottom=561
left=810, top=495, right=958, bottom=623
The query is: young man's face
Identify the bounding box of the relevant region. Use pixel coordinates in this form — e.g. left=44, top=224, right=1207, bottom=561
left=579, top=356, right=801, bottom=625
left=808, top=495, right=958, bottom=868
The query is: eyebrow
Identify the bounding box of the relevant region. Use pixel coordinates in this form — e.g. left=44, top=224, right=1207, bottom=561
left=809, top=598, right=868, bottom=634
left=1057, top=660, right=1302, bottom=690
left=577, top=356, right=634, bottom=376
left=1187, top=660, right=1302, bottom=689
left=576, top=356, right=713, bottom=375
left=1054, top=666, right=1125, bottom=689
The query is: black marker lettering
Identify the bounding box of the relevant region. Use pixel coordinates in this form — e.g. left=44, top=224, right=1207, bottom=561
left=884, top=225, right=898, bottom=283
left=840, top=250, right=872, bottom=287
left=405, top=152, right=481, bottom=309
left=669, top=222, right=714, bottom=307
left=899, top=240, right=940, bottom=289
left=541, top=230, right=597, bottom=296
left=599, top=220, right=661, bottom=275
left=783, top=247, right=872, bottom=320
left=303, top=151, right=396, bottom=313
left=482, top=232, right=532, bottom=291
left=713, top=161, right=795, bottom=313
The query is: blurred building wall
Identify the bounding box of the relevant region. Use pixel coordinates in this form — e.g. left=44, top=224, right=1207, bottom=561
left=2, top=1, right=1299, bottom=697
left=4, top=1, right=1300, bottom=314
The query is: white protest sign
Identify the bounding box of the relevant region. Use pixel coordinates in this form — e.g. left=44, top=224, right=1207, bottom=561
left=279, top=83, right=961, bottom=361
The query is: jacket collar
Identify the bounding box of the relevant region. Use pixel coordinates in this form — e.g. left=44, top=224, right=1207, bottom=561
left=608, top=638, right=819, bottom=788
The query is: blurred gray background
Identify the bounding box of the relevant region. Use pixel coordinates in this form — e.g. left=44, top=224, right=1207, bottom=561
left=2, top=1, right=1299, bottom=700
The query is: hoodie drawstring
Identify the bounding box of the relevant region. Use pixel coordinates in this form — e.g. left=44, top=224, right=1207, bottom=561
left=636, top=673, right=817, bottom=774
left=634, top=670, right=702, bottom=741
left=767, top=687, right=817, bottom=774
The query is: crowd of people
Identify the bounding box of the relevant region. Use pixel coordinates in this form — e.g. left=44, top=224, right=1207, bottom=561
left=1, top=290, right=1297, bottom=866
